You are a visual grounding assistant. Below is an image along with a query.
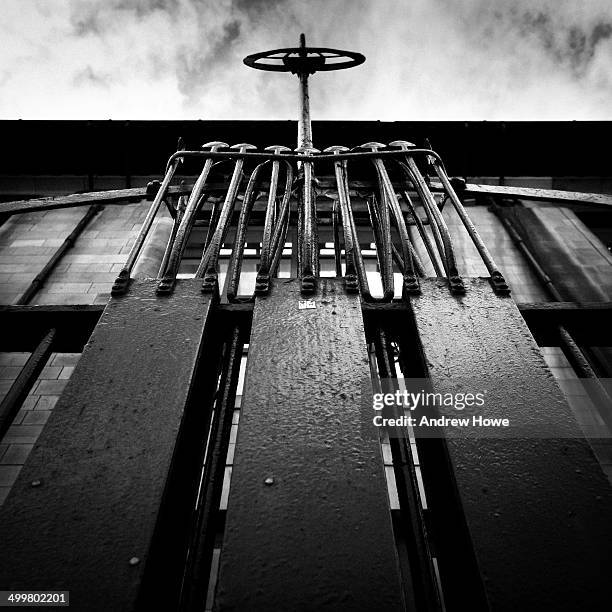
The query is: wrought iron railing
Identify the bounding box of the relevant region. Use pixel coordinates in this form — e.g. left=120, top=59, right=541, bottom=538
left=112, top=141, right=511, bottom=301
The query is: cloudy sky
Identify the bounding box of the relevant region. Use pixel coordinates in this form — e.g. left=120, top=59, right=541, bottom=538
left=1, top=0, right=611, bottom=120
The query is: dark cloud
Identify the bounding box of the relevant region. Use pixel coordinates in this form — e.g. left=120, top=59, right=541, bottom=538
left=232, top=0, right=288, bottom=20
left=519, top=9, right=612, bottom=75
left=73, top=65, right=114, bottom=87
left=7, top=0, right=609, bottom=120
left=70, top=0, right=180, bottom=37
left=176, top=19, right=242, bottom=99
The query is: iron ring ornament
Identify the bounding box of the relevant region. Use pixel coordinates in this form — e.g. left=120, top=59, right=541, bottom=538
left=243, top=46, right=365, bottom=75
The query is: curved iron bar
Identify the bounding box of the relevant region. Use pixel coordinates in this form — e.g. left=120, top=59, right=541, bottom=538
left=359, top=143, right=399, bottom=301
left=383, top=155, right=445, bottom=277
left=367, top=150, right=424, bottom=295
left=196, top=144, right=257, bottom=292
left=157, top=141, right=228, bottom=295
left=157, top=194, right=188, bottom=279
left=397, top=161, right=449, bottom=276
left=255, top=161, right=294, bottom=296
left=268, top=196, right=292, bottom=280
left=401, top=189, right=444, bottom=277
left=260, top=147, right=289, bottom=272
left=112, top=144, right=183, bottom=295
left=201, top=193, right=220, bottom=252
left=325, top=148, right=367, bottom=296
left=226, top=163, right=267, bottom=302
left=365, top=194, right=395, bottom=302
left=431, top=158, right=510, bottom=294
left=394, top=152, right=465, bottom=294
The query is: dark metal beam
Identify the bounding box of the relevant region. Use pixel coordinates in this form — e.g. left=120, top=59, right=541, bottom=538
left=408, top=278, right=612, bottom=611
left=215, top=278, right=405, bottom=611
left=0, top=280, right=217, bottom=611
left=1, top=300, right=610, bottom=352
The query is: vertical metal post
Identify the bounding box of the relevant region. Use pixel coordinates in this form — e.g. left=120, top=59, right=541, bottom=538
left=297, top=34, right=313, bottom=150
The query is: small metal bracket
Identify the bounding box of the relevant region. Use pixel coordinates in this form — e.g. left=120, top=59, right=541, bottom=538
left=300, top=274, right=316, bottom=296
left=145, top=180, right=161, bottom=202
left=111, top=268, right=130, bottom=296
left=402, top=275, right=421, bottom=297
left=449, top=275, right=466, bottom=295
left=489, top=271, right=511, bottom=295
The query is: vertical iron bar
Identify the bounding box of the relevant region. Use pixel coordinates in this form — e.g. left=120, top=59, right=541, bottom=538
left=327, top=150, right=367, bottom=295
left=179, top=326, right=244, bottom=611
left=297, top=33, right=313, bottom=150
left=373, top=329, right=442, bottom=612
left=227, top=164, right=265, bottom=301
left=297, top=150, right=318, bottom=294
left=332, top=199, right=343, bottom=277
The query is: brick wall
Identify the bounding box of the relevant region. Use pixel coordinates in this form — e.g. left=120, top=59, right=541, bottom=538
left=0, top=352, right=80, bottom=505
left=0, top=201, right=147, bottom=305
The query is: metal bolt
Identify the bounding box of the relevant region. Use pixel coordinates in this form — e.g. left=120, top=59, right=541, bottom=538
left=264, top=144, right=292, bottom=155
left=201, top=140, right=229, bottom=151
left=323, top=145, right=350, bottom=155
left=230, top=142, right=258, bottom=154
left=129, top=557, right=140, bottom=566
left=389, top=139, right=416, bottom=151
left=294, top=146, right=320, bottom=156
left=31, top=479, right=42, bottom=488
left=264, top=477, right=274, bottom=486
left=358, top=141, right=387, bottom=153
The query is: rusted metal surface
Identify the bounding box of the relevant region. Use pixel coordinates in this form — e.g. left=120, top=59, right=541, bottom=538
left=409, top=278, right=612, bottom=611
left=215, top=278, right=404, bottom=611
left=432, top=181, right=612, bottom=207
left=0, top=279, right=215, bottom=612
left=0, top=185, right=190, bottom=216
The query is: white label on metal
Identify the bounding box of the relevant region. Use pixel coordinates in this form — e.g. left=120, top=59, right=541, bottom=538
left=298, top=300, right=316, bottom=310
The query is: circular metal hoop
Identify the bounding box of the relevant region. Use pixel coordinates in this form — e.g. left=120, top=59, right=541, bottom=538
left=243, top=46, right=365, bottom=74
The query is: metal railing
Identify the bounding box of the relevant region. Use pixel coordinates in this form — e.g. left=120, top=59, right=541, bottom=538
left=111, top=141, right=511, bottom=300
